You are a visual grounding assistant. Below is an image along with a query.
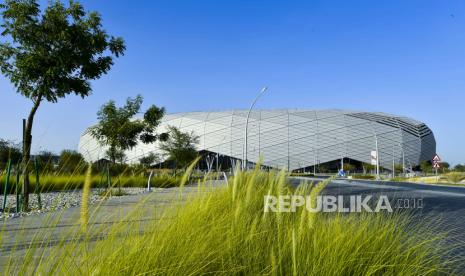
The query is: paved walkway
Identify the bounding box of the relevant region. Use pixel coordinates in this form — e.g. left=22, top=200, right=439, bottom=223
left=0, top=181, right=226, bottom=269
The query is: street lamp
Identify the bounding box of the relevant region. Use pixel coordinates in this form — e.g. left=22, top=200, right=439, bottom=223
left=374, top=133, right=380, bottom=180
left=392, top=144, right=395, bottom=178
left=242, top=86, right=268, bottom=170
left=370, top=122, right=381, bottom=180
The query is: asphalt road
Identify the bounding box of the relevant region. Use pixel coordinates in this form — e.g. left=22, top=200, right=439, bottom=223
left=291, top=177, right=465, bottom=215
left=291, top=177, right=465, bottom=269
left=291, top=177, right=465, bottom=234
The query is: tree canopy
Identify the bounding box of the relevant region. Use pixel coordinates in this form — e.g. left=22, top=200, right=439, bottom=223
left=34, top=150, right=56, bottom=172
left=139, top=152, right=160, bottom=168
left=0, top=0, right=125, bottom=102
left=0, top=139, right=22, bottom=169
left=0, top=0, right=125, bottom=210
left=88, top=95, right=165, bottom=163
left=58, top=150, right=85, bottom=174
left=159, top=126, right=199, bottom=169
left=420, top=161, right=432, bottom=174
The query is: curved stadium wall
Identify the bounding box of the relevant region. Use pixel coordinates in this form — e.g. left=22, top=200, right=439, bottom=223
left=78, top=109, right=436, bottom=171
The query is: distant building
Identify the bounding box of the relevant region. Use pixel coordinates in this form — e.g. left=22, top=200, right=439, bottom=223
left=78, top=109, right=436, bottom=172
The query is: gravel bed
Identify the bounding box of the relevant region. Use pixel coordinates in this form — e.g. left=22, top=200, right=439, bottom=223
left=0, top=188, right=148, bottom=219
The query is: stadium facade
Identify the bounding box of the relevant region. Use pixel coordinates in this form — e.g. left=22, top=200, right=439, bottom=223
left=78, top=109, right=436, bottom=172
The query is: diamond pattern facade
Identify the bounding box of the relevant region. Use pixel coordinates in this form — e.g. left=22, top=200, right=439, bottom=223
left=78, top=109, right=436, bottom=171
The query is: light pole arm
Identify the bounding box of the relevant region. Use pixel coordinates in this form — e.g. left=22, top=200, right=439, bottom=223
left=243, top=86, right=268, bottom=170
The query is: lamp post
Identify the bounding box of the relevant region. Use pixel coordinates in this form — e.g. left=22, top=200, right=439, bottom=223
left=375, top=135, right=380, bottom=180
left=392, top=144, right=395, bottom=178
left=314, top=149, right=317, bottom=175
left=402, top=146, right=405, bottom=174
left=370, top=122, right=381, bottom=180
left=243, top=86, right=268, bottom=170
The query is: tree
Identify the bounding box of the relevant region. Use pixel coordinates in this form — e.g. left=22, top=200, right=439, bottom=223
left=35, top=150, right=55, bottom=172
left=318, top=164, right=329, bottom=173
left=420, top=161, right=432, bottom=175
left=454, top=164, right=465, bottom=172
left=440, top=162, right=450, bottom=173
left=139, top=152, right=160, bottom=168
left=58, top=150, right=85, bottom=174
left=363, top=163, right=376, bottom=174
left=0, top=139, right=22, bottom=170
left=394, top=164, right=404, bottom=174
left=89, top=95, right=165, bottom=164
left=159, top=126, right=199, bottom=169
left=106, top=148, right=126, bottom=164
left=343, top=163, right=356, bottom=174
left=0, top=0, right=125, bottom=210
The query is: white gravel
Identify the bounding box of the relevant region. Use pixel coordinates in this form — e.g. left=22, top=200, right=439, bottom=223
left=0, top=188, right=148, bottom=219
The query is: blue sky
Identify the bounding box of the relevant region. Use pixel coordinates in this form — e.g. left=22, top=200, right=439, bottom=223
left=1, top=0, right=464, bottom=165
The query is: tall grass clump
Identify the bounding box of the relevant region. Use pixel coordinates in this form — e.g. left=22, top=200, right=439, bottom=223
left=80, top=164, right=92, bottom=231
left=5, top=167, right=456, bottom=275
left=0, top=173, right=182, bottom=194
left=446, top=172, right=465, bottom=184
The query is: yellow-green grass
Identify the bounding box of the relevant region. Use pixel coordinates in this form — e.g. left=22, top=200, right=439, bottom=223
left=0, top=174, right=182, bottom=193
left=445, top=172, right=465, bottom=184
left=392, top=173, right=465, bottom=186
left=3, top=168, right=458, bottom=275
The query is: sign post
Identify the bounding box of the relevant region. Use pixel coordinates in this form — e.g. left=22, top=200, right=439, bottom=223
left=371, top=150, right=380, bottom=179
left=432, top=154, right=441, bottom=182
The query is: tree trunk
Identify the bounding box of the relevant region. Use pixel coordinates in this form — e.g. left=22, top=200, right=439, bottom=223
left=22, top=95, right=42, bottom=211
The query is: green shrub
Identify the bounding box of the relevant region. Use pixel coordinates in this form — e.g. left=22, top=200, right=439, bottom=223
left=290, top=173, right=315, bottom=177
left=351, top=174, right=376, bottom=180
left=0, top=174, right=182, bottom=193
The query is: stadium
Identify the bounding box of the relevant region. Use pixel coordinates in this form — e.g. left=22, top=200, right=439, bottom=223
left=78, top=109, right=436, bottom=173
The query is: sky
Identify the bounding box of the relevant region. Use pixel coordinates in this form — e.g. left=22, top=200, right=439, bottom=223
left=0, top=0, right=464, bottom=165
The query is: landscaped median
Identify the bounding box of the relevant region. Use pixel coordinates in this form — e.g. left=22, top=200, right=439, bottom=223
left=390, top=172, right=465, bottom=186
left=3, top=167, right=458, bottom=275
left=343, top=173, right=465, bottom=187
left=0, top=174, right=183, bottom=192
left=0, top=173, right=185, bottom=218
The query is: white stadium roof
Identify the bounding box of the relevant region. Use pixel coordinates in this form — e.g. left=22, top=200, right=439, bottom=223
left=78, top=109, right=436, bottom=171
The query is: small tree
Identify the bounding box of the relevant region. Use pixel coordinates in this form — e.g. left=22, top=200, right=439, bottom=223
left=89, top=95, right=165, bottom=164
left=35, top=150, right=55, bottom=172
left=420, top=161, right=432, bottom=175
left=343, top=163, right=356, bottom=174
left=106, top=148, right=126, bottom=165
left=454, top=164, right=465, bottom=172
left=139, top=152, right=160, bottom=168
left=159, top=126, right=199, bottom=170
left=440, top=162, right=450, bottom=173
left=0, top=139, right=22, bottom=170
left=394, top=164, right=404, bottom=174
left=0, top=0, right=125, bottom=209
left=318, top=164, right=329, bottom=173
left=363, top=163, right=376, bottom=174
left=58, top=150, right=85, bottom=174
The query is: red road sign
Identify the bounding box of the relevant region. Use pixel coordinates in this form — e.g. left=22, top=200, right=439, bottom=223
left=433, top=162, right=440, bottom=169
left=432, top=154, right=441, bottom=162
